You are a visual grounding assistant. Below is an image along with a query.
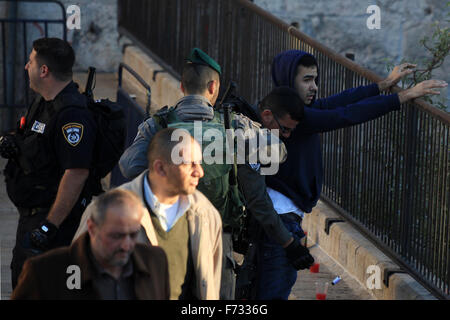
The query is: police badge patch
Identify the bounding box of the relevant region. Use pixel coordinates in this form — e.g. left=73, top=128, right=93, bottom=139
left=62, top=123, right=84, bottom=146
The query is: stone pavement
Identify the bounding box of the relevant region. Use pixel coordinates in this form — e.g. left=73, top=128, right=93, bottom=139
left=289, top=244, right=374, bottom=300
left=0, top=72, right=374, bottom=300
left=0, top=157, right=18, bottom=300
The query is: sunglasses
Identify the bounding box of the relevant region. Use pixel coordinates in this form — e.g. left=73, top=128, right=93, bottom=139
left=273, top=114, right=294, bottom=135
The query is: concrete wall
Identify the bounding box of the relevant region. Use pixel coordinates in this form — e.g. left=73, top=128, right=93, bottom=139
left=122, top=45, right=437, bottom=299
left=303, top=200, right=436, bottom=300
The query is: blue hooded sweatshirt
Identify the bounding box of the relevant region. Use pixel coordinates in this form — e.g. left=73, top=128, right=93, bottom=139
left=266, top=50, right=401, bottom=213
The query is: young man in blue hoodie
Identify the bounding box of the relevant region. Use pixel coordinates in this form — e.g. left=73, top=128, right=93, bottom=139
left=253, top=50, right=447, bottom=299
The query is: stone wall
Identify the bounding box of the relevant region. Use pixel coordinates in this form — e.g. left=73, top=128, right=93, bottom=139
left=0, top=1, right=123, bottom=130
left=302, top=200, right=436, bottom=300
left=253, top=0, right=449, bottom=106
left=2, top=0, right=122, bottom=73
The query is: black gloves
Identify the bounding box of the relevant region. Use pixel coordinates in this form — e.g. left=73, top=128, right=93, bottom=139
left=30, top=220, right=58, bottom=251
left=285, top=238, right=315, bottom=270
left=0, top=134, right=19, bottom=159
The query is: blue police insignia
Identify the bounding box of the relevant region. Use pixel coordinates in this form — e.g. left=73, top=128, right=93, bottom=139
left=62, top=123, right=84, bottom=147
left=249, top=163, right=261, bottom=172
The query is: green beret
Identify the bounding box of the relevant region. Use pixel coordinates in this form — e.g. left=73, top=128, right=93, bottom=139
left=186, top=48, right=222, bottom=75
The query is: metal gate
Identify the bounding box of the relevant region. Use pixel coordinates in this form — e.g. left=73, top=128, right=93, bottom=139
left=0, top=0, right=67, bottom=132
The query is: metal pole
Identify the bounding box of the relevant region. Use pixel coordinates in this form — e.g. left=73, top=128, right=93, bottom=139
left=6, top=0, right=17, bottom=131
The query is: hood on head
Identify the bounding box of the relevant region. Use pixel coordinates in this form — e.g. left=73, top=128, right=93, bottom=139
left=271, top=50, right=318, bottom=89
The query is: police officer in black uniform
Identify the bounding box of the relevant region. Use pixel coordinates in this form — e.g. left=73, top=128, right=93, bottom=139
left=0, top=38, right=98, bottom=288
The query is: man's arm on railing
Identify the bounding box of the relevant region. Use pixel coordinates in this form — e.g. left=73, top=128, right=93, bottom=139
left=313, top=83, right=380, bottom=110
left=377, top=63, right=416, bottom=92
left=397, top=79, right=448, bottom=104
left=313, top=63, right=417, bottom=110
left=295, top=79, right=447, bottom=135
left=295, top=94, right=401, bottom=135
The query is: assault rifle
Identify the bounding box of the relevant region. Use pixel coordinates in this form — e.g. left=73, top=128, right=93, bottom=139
left=217, top=82, right=259, bottom=121
left=84, top=66, right=96, bottom=99
left=219, top=81, right=238, bottom=185
left=235, top=215, right=262, bottom=300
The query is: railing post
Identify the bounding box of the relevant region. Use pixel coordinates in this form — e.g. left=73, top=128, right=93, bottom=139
left=400, top=103, right=418, bottom=258
left=6, top=1, right=18, bottom=131
left=342, top=53, right=355, bottom=209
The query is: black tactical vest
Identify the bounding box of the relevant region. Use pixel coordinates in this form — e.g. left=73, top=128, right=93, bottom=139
left=4, top=87, right=88, bottom=208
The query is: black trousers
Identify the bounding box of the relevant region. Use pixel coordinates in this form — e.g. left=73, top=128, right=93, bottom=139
left=10, top=197, right=90, bottom=289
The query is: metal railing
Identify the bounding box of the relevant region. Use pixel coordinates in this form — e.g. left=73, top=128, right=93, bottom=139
left=118, top=0, right=450, bottom=299
left=110, top=62, right=152, bottom=188
left=0, top=0, right=67, bottom=131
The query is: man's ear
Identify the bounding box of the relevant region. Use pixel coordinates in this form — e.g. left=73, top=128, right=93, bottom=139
left=260, top=109, right=274, bottom=125
left=39, top=64, right=49, bottom=78
left=153, top=159, right=167, bottom=177
left=87, top=218, right=96, bottom=238
left=207, top=80, right=218, bottom=95
left=180, top=82, right=185, bottom=94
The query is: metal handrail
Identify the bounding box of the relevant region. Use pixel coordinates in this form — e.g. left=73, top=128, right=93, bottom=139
left=235, top=0, right=450, bottom=124
left=118, top=62, right=152, bottom=117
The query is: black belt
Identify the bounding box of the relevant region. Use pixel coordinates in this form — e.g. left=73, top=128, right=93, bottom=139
left=223, top=226, right=233, bottom=233
left=17, top=207, right=50, bottom=217
left=283, top=212, right=303, bottom=224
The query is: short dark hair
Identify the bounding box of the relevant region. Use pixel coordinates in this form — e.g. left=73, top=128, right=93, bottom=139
left=91, top=189, right=142, bottom=226
left=32, top=37, right=74, bottom=81
left=147, top=127, right=196, bottom=169
left=297, top=54, right=318, bottom=68
left=181, top=63, right=219, bottom=95
left=259, top=86, right=304, bottom=121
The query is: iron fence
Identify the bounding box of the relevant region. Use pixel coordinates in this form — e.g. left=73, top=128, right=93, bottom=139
left=118, top=0, right=450, bottom=299
left=110, top=62, right=152, bottom=188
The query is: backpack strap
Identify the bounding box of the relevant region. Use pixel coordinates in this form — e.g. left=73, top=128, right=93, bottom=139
left=50, top=91, right=88, bottom=119
left=152, top=105, right=173, bottom=130
left=145, top=117, right=160, bottom=136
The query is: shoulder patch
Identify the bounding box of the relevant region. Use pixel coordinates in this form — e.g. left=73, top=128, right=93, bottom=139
left=62, top=123, right=84, bottom=146
left=249, top=163, right=261, bottom=172
left=233, top=113, right=261, bottom=131
left=31, top=120, right=46, bottom=134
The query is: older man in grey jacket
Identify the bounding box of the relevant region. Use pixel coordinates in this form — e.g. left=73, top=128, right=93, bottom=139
left=74, top=128, right=222, bottom=300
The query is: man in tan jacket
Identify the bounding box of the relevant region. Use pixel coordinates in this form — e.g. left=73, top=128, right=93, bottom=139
left=73, top=128, right=222, bottom=300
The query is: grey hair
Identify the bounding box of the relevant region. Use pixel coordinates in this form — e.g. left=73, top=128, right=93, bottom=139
left=91, top=189, right=142, bottom=226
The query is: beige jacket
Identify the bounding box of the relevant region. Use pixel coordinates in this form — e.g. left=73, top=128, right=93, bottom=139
left=73, top=171, right=223, bottom=300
